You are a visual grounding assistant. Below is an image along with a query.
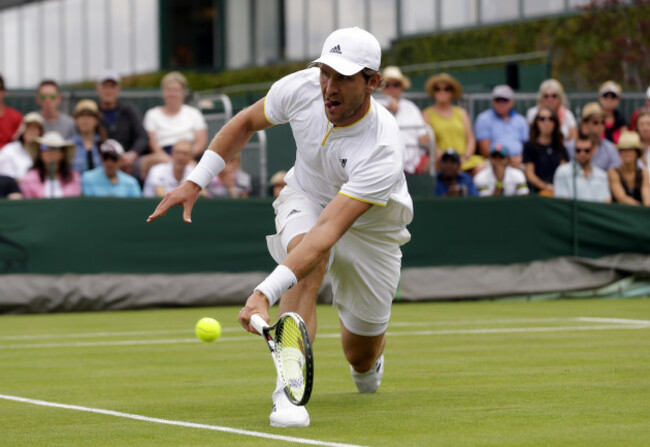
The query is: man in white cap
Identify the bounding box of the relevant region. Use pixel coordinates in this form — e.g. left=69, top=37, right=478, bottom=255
left=96, top=70, right=149, bottom=176
left=81, top=139, right=141, bottom=197
left=147, top=27, right=412, bottom=427
left=474, top=84, right=529, bottom=168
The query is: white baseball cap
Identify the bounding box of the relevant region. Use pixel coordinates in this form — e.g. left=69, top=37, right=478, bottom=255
left=98, top=69, right=121, bottom=85
left=309, top=27, right=381, bottom=76
left=646, top=86, right=650, bottom=99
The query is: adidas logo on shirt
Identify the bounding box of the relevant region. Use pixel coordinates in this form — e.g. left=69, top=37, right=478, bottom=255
left=340, top=158, right=347, bottom=168
left=329, top=45, right=342, bottom=54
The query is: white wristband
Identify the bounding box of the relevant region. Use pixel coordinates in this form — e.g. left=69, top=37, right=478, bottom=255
left=254, top=265, right=298, bottom=307
left=185, top=150, right=226, bottom=189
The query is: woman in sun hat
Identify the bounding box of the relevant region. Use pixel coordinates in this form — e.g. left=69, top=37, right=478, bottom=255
left=0, top=112, right=45, bottom=180
left=20, top=131, right=81, bottom=198
left=608, top=130, right=650, bottom=206
left=376, top=66, right=431, bottom=175
left=421, top=72, right=479, bottom=172
left=71, top=99, right=107, bottom=173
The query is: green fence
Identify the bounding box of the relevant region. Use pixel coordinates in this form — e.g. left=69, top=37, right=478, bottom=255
left=1, top=196, right=649, bottom=275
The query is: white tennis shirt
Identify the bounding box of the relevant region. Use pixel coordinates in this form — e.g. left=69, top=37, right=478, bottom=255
left=264, top=68, right=413, bottom=240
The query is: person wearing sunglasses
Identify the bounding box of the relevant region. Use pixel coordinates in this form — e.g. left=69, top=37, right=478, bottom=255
left=567, top=102, right=621, bottom=171
left=422, top=72, right=478, bottom=173
left=598, top=80, right=628, bottom=144
left=376, top=66, right=430, bottom=175
left=526, top=79, right=577, bottom=143
left=33, top=79, right=76, bottom=139
left=523, top=107, right=569, bottom=196
left=474, top=84, right=529, bottom=168
left=553, top=133, right=611, bottom=203
left=81, top=139, right=141, bottom=198
left=0, top=74, right=23, bottom=149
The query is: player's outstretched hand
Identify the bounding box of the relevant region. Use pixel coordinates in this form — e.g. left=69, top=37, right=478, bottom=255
left=238, top=291, right=270, bottom=334
left=146, top=181, right=202, bottom=224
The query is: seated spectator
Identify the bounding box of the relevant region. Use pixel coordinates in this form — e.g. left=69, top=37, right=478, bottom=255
left=20, top=131, right=81, bottom=198
left=526, top=79, right=577, bottom=142
left=554, top=133, right=611, bottom=203
left=0, top=175, right=23, bottom=199
left=474, top=85, right=528, bottom=168
left=636, top=112, right=650, bottom=169
left=140, top=72, right=208, bottom=181
left=71, top=99, right=107, bottom=173
left=567, top=102, right=621, bottom=171
left=0, top=74, right=23, bottom=149
left=376, top=66, right=430, bottom=175
left=422, top=72, right=479, bottom=172
left=523, top=107, right=569, bottom=196
left=434, top=149, right=478, bottom=197
left=608, top=130, right=650, bottom=206
left=630, top=86, right=650, bottom=131
left=269, top=170, right=287, bottom=197
left=475, top=144, right=529, bottom=196
left=96, top=70, right=149, bottom=176
left=82, top=139, right=141, bottom=198
left=207, top=153, right=251, bottom=198
left=0, top=112, right=44, bottom=180
left=598, top=81, right=628, bottom=144
left=35, top=79, right=76, bottom=139
left=143, top=140, right=195, bottom=197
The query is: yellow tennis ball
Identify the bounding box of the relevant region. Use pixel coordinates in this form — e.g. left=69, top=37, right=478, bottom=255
left=195, top=317, right=222, bottom=342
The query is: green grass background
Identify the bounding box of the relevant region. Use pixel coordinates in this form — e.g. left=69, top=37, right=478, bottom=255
left=1, top=298, right=649, bottom=446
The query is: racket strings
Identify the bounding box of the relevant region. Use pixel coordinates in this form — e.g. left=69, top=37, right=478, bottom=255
left=276, top=317, right=307, bottom=401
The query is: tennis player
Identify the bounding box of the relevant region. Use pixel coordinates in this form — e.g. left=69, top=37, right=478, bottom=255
left=147, top=27, right=413, bottom=428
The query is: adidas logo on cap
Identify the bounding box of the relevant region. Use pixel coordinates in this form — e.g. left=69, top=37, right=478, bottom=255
left=329, top=44, right=342, bottom=54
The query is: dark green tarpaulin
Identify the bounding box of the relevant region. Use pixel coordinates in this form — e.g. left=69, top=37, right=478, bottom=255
left=0, top=196, right=649, bottom=275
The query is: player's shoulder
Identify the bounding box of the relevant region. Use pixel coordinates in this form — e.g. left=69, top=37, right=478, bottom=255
left=274, top=67, right=320, bottom=90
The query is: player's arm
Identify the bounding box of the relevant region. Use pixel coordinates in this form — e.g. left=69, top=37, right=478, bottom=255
left=147, top=99, right=272, bottom=223
left=285, top=193, right=371, bottom=279
left=239, top=194, right=372, bottom=331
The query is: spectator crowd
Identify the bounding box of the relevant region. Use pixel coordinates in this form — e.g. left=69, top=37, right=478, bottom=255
left=1, top=68, right=650, bottom=206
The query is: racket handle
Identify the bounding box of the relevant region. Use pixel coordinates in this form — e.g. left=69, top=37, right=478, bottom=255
left=250, top=314, right=269, bottom=335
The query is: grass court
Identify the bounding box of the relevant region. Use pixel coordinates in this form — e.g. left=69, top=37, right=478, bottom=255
left=1, top=298, right=649, bottom=446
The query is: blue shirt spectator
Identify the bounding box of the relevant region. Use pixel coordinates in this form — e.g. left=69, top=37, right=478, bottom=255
left=475, top=85, right=529, bottom=168
left=82, top=167, right=141, bottom=197
left=71, top=133, right=102, bottom=173
left=82, top=139, right=141, bottom=197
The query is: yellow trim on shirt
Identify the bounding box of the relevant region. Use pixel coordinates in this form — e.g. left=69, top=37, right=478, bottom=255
left=321, top=102, right=373, bottom=146
left=338, top=191, right=387, bottom=207
left=262, top=97, right=277, bottom=126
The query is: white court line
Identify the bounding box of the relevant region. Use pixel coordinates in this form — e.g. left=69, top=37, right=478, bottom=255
left=2, top=319, right=649, bottom=350
left=0, top=327, right=240, bottom=341
left=0, top=394, right=369, bottom=447
left=577, top=317, right=650, bottom=325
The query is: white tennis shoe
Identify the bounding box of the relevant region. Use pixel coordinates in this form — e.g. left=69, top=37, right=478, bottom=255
left=350, top=354, right=384, bottom=393
left=270, top=389, right=310, bottom=428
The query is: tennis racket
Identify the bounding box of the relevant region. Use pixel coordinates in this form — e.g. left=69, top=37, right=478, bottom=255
left=250, top=312, right=314, bottom=406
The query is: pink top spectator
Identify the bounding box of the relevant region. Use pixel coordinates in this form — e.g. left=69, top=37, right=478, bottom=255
left=20, top=168, right=81, bottom=198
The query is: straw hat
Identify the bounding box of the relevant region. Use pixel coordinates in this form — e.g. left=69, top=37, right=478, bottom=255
left=16, top=112, right=45, bottom=136
left=381, top=66, right=411, bottom=89
left=599, top=80, right=622, bottom=97
left=73, top=99, right=101, bottom=119
left=27, top=131, right=76, bottom=164
left=616, top=130, right=643, bottom=152
left=270, top=170, right=287, bottom=186
left=425, top=73, right=463, bottom=100
left=580, top=102, right=606, bottom=121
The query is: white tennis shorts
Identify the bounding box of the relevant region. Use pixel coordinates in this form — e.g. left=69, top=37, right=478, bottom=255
left=266, top=186, right=404, bottom=336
